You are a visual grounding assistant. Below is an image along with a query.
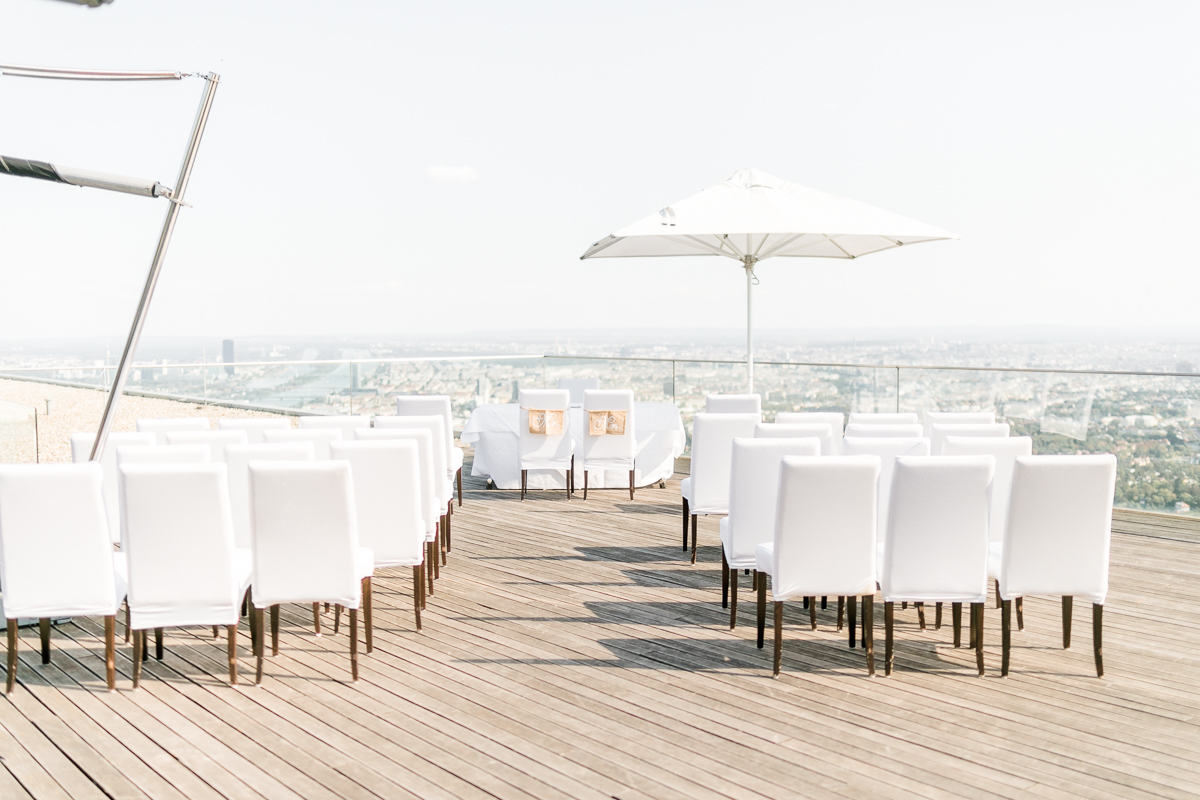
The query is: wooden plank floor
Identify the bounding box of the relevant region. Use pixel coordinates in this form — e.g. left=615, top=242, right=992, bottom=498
left=2, top=457, right=1198, bottom=800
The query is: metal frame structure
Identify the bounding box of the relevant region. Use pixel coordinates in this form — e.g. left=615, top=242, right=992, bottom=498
left=0, top=64, right=219, bottom=460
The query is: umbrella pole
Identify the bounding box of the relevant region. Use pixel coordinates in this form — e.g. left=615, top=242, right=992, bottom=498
left=745, top=260, right=755, bottom=393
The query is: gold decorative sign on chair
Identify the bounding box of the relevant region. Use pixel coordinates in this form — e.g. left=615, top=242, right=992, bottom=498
left=588, top=410, right=627, bottom=436
left=527, top=409, right=563, bottom=436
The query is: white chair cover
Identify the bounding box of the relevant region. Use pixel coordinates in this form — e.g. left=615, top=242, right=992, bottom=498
left=844, top=423, right=924, bottom=440
left=116, top=444, right=210, bottom=466
left=330, top=440, right=425, bottom=569
left=881, top=456, right=994, bottom=604
left=756, top=455, right=880, bottom=601
left=930, top=423, right=1009, bottom=455
left=374, top=416, right=451, bottom=507
left=136, top=417, right=210, bottom=445
left=0, top=464, right=122, bottom=619
left=753, top=422, right=834, bottom=455
left=847, top=412, right=918, bottom=427
left=248, top=461, right=369, bottom=609
left=355, top=428, right=437, bottom=539
left=119, top=463, right=249, bottom=629
left=681, top=413, right=760, bottom=515
left=165, top=429, right=248, bottom=463
left=557, top=378, right=600, bottom=407
left=297, top=415, right=372, bottom=441
left=224, top=443, right=315, bottom=550
left=942, top=436, right=1032, bottom=543
left=217, top=418, right=291, bottom=444
left=518, top=389, right=573, bottom=471
left=720, top=438, right=821, bottom=569
left=581, top=390, right=636, bottom=470
left=775, top=411, right=845, bottom=435
left=922, top=411, right=995, bottom=439
left=840, top=437, right=931, bottom=546
left=395, top=396, right=462, bottom=476
left=71, top=431, right=155, bottom=544
left=262, top=428, right=342, bottom=460
left=998, top=455, right=1116, bottom=605
left=706, top=394, right=762, bottom=417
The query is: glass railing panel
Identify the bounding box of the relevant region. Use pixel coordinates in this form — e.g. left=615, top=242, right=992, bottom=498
left=754, top=362, right=898, bottom=423
left=0, top=398, right=38, bottom=463
left=542, top=357, right=674, bottom=404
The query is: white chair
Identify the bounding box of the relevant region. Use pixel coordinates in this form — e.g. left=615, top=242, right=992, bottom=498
left=706, top=394, right=762, bottom=417
left=135, top=417, right=210, bottom=445
left=248, top=461, right=373, bottom=683
left=395, top=395, right=465, bottom=507
left=116, top=444, right=210, bottom=467
left=881, top=456, right=994, bottom=677
left=844, top=423, right=924, bottom=440
left=847, top=412, right=918, bottom=427
left=775, top=412, right=845, bottom=452
left=518, top=389, right=574, bottom=501
left=263, top=428, right=342, bottom=460
left=994, top=455, right=1116, bottom=677
left=557, top=378, right=600, bottom=407
left=375, top=416, right=453, bottom=553
left=298, top=415, right=372, bottom=441
left=119, top=462, right=250, bottom=687
left=755, top=455, right=881, bottom=676
left=681, top=413, right=760, bottom=564
left=355, top=428, right=441, bottom=592
left=581, top=389, right=636, bottom=500
left=754, top=422, right=835, bottom=455
left=165, top=429, right=248, bottom=463
left=330, top=440, right=426, bottom=630
left=841, top=437, right=931, bottom=562
left=942, top=436, right=1033, bottom=547
left=0, top=464, right=124, bottom=693
left=217, top=418, right=291, bottom=444
left=71, top=431, right=155, bottom=544
left=224, top=443, right=315, bottom=550
left=930, top=423, right=1009, bottom=455
left=720, top=437, right=821, bottom=629
left=922, top=411, right=995, bottom=439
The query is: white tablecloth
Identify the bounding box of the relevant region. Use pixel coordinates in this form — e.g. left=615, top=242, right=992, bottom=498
left=460, top=403, right=685, bottom=490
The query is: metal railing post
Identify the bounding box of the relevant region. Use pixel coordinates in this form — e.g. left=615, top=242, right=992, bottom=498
left=895, top=367, right=901, bottom=413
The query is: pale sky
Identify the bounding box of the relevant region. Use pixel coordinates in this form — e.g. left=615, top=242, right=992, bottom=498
left=1, top=1, right=1197, bottom=342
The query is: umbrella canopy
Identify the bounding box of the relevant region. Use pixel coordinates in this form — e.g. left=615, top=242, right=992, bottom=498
left=581, top=169, right=958, bottom=390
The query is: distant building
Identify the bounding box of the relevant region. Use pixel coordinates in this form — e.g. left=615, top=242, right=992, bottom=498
left=222, top=339, right=235, bottom=375
left=1178, top=361, right=1196, bottom=374
left=1176, top=502, right=1191, bottom=513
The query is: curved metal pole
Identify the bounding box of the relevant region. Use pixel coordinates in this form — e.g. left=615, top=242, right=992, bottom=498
left=89, top=74, right=220, bottom=461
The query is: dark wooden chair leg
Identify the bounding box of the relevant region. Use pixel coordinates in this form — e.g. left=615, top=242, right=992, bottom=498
left=1063, top=596, right=1073, bottom=649
left=154, top=628, right=164, bottom=661
left=803, top=596, right=809, bottom=609
left=313, top=603, right=322, bottom=635
left=427, top=543, right=435, bottom=595
left=969, top=602, right=977, bottom=650
left=433, top=524, right=442, bottom=578
left=729, top=568, right=738, bottom=630
left=131, top=626, right=143, bottom=689
left=1016, top=596, right=1024, bottom=631
left=690, top=515, right=698, bottom=564
left=520, top=469, right=527, bottom=501
left=412, top=566, right=423, bottom=630
left=773, top=601, right=783, bottom=676
left=721, top=552, right=729, bottom=609
left=227, top=624, right=238, bottom=686
left=349, top=607, right=359, bottom=682
left=6, top=619, right=17, bottom=695
left=104, top=616, right=116, bottom=691
left=39, top=618, right=50, bottom=665
left=864, top=597, right=875, bottom=676
left=445, top=501, right=451, bottom=555
left=456, top=467, right=463, bottom=507
left=212, top=626, right=220, bottom=639
left=1093, top=604, right=1103, bottom=678
left=807, top=598, right=815, bottom=630
left=254, top=606, right=265, bottom=685
left=583, top=470, right=588, bottom=500
left=125, top=602, right=131, bottom=643
left=935, top=603, right=943, bottom=630
left=952, top=603, right=962, bottom=648
left=567, top=456, right=574, bottom=500
left=364, top=578, right=373, bottom=654
left=270, top=605, right=280, bottom=656
left=884, top=602, right=895, bottom=676
left=995, top=579, right=1001, bottom=608
left=1001, top=599, right=1012, bottom=677
left=142, top=629, right=149, bottom=662
left=682, top=498, right=689, bottom=551
left=916, top=602, right=926, bottom=631
left=333, top=604, right=341, bottom=635
left=902, top=602, right=907, bottom=610
left=756, top=573, right=767, bottom=648
left=973, top=602, right=985, bottom=676
left=821, top=596, right=827, bottom=610
left=848, top=596, right=856, bottom=647
left=629, top=468, right=635, bottom=500
left=837, top=596, right=845, bottom=631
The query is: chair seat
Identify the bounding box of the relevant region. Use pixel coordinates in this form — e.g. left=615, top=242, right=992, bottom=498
left=450, top=447, right=464, bottom=472
left=718, top=519, right=755, bottom=569
left=519, top=457, right=573, bottom=471
left=755, top=542, right=774, bottom=578
left=582, top=456, right=635, bottom=470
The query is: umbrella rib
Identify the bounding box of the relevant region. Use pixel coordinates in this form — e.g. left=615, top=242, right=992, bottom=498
left=751, top=233, right=771, bottom=258
left=824, top=234, right=856, bottom=259
left=580, top=236, right=622, bottom=259
left=681, top=234, right=743, bottom=259
left=757, top=232, right=809, bottom=259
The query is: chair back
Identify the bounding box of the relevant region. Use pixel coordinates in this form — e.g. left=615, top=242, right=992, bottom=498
left=116, top=445, right=210, bottom=466
left=374, top=416, right=449, bottom=506
left=847, top=412, right=918, bottom=427
left=881, top=456, right=994, bottom=604
left=119, top=463, right=241, bottom=628
left=297, top=415, right=372, bottom=441
left=166, top=429, right=248, bottom=463
left=923, top=410, right=995, bottom=439
left=725, top=438, right=821, bottom=563
left=262, top=428, right=342, bottom=460
left=330, top=440, right=425, bottom=568
left=930, top=422, right=1009, bottom=455
left=217, top=418, right=290, bottom=444
left=1001, top=455, right=1116, bottom=604
left=775, top=411, right=844, bottom=435
left=557, top=378, right=600, bottom=407
left=840, top=437, right=931, bottom=543
left=0, top=464, right=119, bottom=619
left=395, top=395, right=454, bottom=455
left=581, top=390, right=636, bottom=465
left=942, top=436, right=1033, bottom=542
left=136, top=417, right=210, bottom=445
left=754, top=422, right=833, bottom=454
left=688, top=413, right=760, bottom=514
left=706, top=394, right=762, bottom=417
left=844, top=423, right=924, bottom=440
left=248, top=461, right=360, bottom=608
left=224, top=443, right=315, bottom=549
left=71, top=431, right=154, bottom=544
left=518, top=389, right=573, bottom=467
left=771, top=456, right=880, bottom=601
left=355, top=428, right=437, bottom=533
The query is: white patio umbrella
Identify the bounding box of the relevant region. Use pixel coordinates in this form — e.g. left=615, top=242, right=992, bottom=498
left=580, top=169, right=958, bottom=391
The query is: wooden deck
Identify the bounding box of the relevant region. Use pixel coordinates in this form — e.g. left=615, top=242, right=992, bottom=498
left=1, top=459, right=1198, bottom=800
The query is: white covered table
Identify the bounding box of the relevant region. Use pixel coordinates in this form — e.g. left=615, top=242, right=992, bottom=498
left=461, top=403, right=685, bottom=490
